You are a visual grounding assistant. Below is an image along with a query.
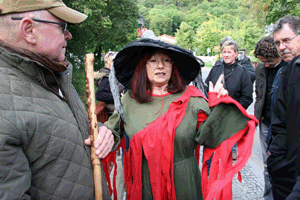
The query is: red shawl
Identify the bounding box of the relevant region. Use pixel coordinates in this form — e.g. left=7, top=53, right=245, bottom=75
left=102, top=86, right=258, bottom=200
left=201, top=92, right=259, bottom=200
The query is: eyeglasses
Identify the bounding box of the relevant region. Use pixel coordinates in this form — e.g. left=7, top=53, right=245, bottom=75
left=11, top=17, right=67, bottom=33
left=274, top=35, right=298, bottom=47
left=147, top=58, right=173, bottom=68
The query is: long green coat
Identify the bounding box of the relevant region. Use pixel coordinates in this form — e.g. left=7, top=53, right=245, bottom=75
left=106, top=87, right=249, bottom=199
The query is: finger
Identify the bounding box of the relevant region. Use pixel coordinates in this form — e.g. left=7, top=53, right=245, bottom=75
left=99, top=137, right=114, bottom=158
left=217, top=87, right=225, bottom=98
left=84, top=136, right=91, bottom=145
left=209, top=81, right=214, bottom=92
left=94, top=126, right=107, bottom=149
left=216, top=74, right=224, bottom=86
left=223, top=89, right=228, bottom=96
left=96, top=129, right=113, bottom=155
left=96, top=132, right=114, bottom=158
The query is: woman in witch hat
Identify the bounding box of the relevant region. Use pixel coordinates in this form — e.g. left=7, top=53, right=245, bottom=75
left=87, top=38, right=258, bottom=200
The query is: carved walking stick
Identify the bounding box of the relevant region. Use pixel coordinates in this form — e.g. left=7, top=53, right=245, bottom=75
left=85, top=53, right=103, bottom=200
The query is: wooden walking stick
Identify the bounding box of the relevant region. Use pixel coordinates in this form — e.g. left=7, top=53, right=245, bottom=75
left=85, top=53, right=103, bottom=200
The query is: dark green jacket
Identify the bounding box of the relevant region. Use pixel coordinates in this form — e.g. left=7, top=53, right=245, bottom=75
left=0, top=45, right=120, bottom=199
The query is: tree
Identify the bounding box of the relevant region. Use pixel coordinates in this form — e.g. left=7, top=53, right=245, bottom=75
left=245, top=0, right=300, bottom=25
left=175, top=21, right=195, bottom=50
left=147, top=5, right=183, bottom=36
left=184, top=6, right=209, bottom=31
left=194, top=15, right=222, bottom=55
left=265, top=0, right=300, bottom=23
left=63, top=0, right=139, bottom=103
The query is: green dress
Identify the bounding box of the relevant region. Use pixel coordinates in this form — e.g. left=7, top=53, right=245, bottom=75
left=106, top=86, right=249, bottom=199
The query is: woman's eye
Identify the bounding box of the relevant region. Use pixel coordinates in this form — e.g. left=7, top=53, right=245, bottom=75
left=149, top=59, right=157, bottom=63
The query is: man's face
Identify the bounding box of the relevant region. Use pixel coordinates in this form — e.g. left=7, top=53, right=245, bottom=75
left=35, top=11, right=72, bottom=62
left=257, top=56, right=281, bottom=68
left=274, top=23, right=300, bottom=62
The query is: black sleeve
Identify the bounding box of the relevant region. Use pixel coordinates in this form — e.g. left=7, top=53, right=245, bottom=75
left=238, top=69, right=253, bottom=109
left=205, top=66, right=219, bottom=93
left=269, top=65, right=288, bottom=154
left=95, top=77, right=114, bottom=104
left=239, top=57, right=256, bottom=83
left=204, top=70, right=212, bottom=94
left=286, top=176, right=300, bottom=200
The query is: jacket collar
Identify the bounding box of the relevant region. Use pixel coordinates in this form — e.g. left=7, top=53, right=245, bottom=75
left=0, top=41, right=69, bottom=96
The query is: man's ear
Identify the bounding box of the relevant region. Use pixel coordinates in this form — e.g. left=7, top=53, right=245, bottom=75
left=19, top=18, right=37, bottom=44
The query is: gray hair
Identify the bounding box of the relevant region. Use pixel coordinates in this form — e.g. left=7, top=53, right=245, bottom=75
left=273, top=15, right=300, bottom=35
left=222, top=40, right=239, bottom=52
left=220, top=36, right=233, bottom=46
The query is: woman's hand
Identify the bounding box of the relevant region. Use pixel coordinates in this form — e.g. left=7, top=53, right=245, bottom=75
left=85, top=126, right=115, bottom=159
left=209, top=74, right=228, bottom=98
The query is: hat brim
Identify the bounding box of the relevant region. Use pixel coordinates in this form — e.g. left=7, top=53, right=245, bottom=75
left=48, top=6, right=87, bottom=24
left=114, top=38, right=204, bottom=88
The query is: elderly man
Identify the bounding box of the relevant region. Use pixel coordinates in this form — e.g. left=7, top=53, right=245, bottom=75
left=0, top=0, right=119, bottom=199
left=254, top=36, right=286, bottom=200
left=267, top=15, right=300, bottom=200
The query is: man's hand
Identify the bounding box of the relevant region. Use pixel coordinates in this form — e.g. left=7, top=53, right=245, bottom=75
left=209, top=74, right=228, bottom=98
left=84, top=126, right=114, bottom=159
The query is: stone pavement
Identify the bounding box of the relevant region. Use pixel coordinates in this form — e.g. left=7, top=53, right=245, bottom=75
left=232, top=160, right=264, bottom=200
left=199, top=142, right=265, bottom=200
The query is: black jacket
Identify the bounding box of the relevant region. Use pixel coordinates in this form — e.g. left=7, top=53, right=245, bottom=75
left=268, top=55, right=300, bottom=199
left=205, top=61, right=253, bottom=109
left=215, top=56, right=255, bottom=83
left=254, top=61, right=286, bottom=123
left=96, top=77, right=114, bottom=104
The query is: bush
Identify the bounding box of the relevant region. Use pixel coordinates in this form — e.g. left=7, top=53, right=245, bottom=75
left=204, top=61, right=213, bottom=68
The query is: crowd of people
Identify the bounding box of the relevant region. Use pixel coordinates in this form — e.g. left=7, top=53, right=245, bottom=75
left=0, top=0, right=300, bottom=200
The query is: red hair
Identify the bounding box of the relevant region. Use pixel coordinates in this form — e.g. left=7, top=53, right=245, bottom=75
left=129, top=50, right=186, bottom=103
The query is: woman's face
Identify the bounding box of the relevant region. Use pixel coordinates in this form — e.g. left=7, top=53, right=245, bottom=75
left=146, top=51, right=173, bottom=88
left=222, top=45, right=239, bottom=65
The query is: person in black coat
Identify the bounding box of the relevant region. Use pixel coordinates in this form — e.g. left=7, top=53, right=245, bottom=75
left=205, top=40, right=253, bottom=161
left=205, top=40, right=253, bottom=110
left=267, top=15, right=300, bottom=200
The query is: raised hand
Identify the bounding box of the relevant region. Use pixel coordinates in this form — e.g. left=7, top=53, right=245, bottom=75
left=209, top=74, right=228, bottom=98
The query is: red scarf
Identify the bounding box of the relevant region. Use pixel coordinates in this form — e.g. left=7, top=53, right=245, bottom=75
left=125, top=86, right=206, bottom=200
left=201, top=92, right=259, bottom=200
left=102, top=87, right=258, bottom=200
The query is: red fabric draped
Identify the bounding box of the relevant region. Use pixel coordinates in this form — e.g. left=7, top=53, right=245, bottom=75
left=102, top=137, right=127, bottom=200
left=125, top=86, right=205, bottom=200
left=201, top=92, right=259, bottom=200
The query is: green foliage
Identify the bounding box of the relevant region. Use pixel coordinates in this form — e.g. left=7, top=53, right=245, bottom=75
left=265, top=0, right=300, bottom=23
left=147, top=4, right=183, bottom=36
left=245, top=0, right=300, bottom=25
left=175, top=21, right=195, bottom=50
left=62, top=0, right=138, bottom=104
left=194, top=15, right=222, bottom=55
left=204, top=61, right=213, bottom=68
left=184, top=6, right=208, bottom=31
